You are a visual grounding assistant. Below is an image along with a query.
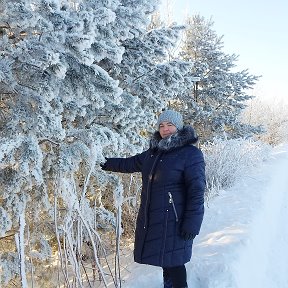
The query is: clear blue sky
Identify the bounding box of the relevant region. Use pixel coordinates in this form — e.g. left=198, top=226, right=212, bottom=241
left=159, top=0, right=288, bottom=103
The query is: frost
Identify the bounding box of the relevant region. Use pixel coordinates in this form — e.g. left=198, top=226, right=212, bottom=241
left=30, top=237, right=52, bottom=261
left=0, top=208, right=12, bottom=237
left=0, top=253, right=20, bottom=285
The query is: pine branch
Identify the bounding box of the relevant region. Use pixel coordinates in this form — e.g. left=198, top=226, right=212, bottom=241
left=39, top=139, right=60, bottom=145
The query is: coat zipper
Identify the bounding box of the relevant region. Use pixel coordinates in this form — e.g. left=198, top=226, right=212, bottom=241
left=161, top=209, right=169, bottom=266
left=168, top=192, right=179, bottom=222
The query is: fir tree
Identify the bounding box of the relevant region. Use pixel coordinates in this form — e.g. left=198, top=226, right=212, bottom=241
left=178, top=15, right=261, bottom=140
left=107, top=23, right=201, bottom=138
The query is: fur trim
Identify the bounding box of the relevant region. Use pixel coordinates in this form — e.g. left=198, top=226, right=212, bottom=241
left=150, top=125, right=198, bottom=151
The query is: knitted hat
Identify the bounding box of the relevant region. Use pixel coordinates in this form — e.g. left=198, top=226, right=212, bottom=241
left=157, top=110, right=183, bottom=130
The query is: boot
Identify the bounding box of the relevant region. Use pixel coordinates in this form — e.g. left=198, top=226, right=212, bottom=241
left=163, top=269, right=173, bottom=288
left=164, top=277, right=173, bottom=288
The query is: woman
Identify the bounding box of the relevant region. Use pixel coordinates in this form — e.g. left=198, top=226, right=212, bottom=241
left=101, top=110, right=206, bottom=288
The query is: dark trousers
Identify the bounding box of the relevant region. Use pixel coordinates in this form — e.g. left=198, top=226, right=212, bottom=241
left=163, top=265, right=187, bottom=288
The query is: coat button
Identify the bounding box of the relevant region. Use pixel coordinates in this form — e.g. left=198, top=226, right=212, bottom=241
left=160, top=159, right=162, bottom=162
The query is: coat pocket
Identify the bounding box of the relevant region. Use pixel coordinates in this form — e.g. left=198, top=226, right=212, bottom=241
left=168, top=192, right=179, bottom=222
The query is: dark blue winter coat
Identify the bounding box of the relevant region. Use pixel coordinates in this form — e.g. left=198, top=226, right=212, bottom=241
left=102, top=126, right=206, bottom=267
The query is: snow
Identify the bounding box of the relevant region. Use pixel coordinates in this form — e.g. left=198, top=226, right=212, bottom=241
left=16, top=206, right=28, bottom=288
left=121, top=144, right=288, bottom=288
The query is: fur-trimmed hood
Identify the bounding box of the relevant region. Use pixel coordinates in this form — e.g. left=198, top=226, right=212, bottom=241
left=150, top=125, right=198, bottom=151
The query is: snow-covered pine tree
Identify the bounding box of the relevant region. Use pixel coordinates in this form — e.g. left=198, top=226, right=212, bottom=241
left=178, top=15, right=261, bottom=141
left=104, top=23, right=201, bottom=138
left=0, top=0, right=159, bottom=286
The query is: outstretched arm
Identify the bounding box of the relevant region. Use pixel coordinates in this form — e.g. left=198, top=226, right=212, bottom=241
left=101, top=150, right=148, bottom=173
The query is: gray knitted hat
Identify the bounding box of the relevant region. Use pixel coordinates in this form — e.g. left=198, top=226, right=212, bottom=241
left=157, top=110, right=183, bottom=130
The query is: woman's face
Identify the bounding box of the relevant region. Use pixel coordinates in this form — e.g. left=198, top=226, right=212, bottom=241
left=159, top=121, right=177, bottom=138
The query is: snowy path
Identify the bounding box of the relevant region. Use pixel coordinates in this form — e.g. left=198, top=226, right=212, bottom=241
left=234, top=148, right=288, bottom=288
left=120, top=145, right=288, bottom=288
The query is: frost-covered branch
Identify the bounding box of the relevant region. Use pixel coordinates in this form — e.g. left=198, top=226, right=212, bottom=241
left=15, top=202, right=27, bottom=288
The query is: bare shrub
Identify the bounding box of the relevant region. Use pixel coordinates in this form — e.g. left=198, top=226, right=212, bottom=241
left=202, top=138, right=272, bottom=202
left=242, top=98, right=288, bottom=145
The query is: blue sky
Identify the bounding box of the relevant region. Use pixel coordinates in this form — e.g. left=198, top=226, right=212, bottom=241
left=159, top=0, right=287, bottom=103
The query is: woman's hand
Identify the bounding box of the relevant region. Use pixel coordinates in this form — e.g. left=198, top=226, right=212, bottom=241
left=180, top=230, right=196, bottom=241
left=100, top=158, right=108, bottom=170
